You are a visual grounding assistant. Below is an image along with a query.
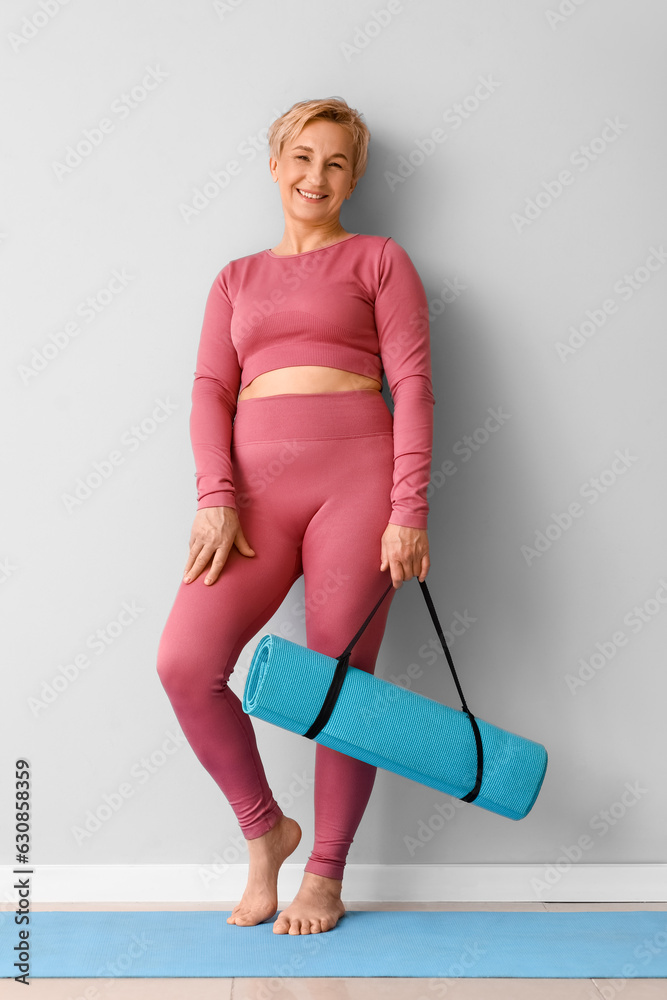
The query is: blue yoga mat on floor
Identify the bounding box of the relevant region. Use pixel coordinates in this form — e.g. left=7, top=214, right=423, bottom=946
left=243, top=634, right=547, bottom=820
left=2, top=911, right=666, bottom=978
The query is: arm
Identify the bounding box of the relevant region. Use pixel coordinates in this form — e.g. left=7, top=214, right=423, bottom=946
left=189, top=265, right=241, bottom=511
left=184, top=266, right=256, bottom=586
left=374, top=237, right=436, bottom=530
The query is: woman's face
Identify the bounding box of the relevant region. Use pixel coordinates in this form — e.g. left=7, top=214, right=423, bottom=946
left=270, top=120, right=357, bottom=227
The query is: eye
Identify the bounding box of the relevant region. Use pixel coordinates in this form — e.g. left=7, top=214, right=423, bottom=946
left=294, top=155, right=343, bottom=167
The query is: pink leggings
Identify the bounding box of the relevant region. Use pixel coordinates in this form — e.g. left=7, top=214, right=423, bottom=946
left=156, top=389, right=398, bottom=880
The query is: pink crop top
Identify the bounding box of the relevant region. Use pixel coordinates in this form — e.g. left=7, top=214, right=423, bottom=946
left=190, top=233, right=436, bottom=529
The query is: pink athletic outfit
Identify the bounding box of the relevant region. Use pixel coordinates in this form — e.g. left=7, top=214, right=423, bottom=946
left=157, top=233, right=435, bottom=880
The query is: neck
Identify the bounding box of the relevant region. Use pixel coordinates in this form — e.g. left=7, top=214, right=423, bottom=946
left=273, top=222, right=349, bottom=256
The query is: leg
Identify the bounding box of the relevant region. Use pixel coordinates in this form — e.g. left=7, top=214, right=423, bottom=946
left=156, top=529, right=301, bottom=839
left=156, top=449, right=308, bottom=925
left=274, top=423, right=397, bottom=934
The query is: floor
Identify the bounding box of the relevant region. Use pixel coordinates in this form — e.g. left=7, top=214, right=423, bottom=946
left=10, top=900, right=666, bottom=998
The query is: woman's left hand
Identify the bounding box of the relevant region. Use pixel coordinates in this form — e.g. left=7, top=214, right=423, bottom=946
left=380, top=522, right=430, bottom=588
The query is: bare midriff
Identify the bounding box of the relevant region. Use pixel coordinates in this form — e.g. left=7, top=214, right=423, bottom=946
left=237, top=366, right=382, bottom=401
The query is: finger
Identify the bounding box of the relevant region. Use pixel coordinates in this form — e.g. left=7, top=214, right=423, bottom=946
left=183, top=542, right=204, bottom=579
left=234, top=529, right=256, bottom=556
left=413, top=548, right=426, bottom=580
left=398, top=546, right=416, bottom=586
left=204, top=546, right=231, bottom=585
left=184, top=548, right=213, bottom=583
left=389, top=553, right=405, bottom=588
left=380, top=536, right=390, bottom=572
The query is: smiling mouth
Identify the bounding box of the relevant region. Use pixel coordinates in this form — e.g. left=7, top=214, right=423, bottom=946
left=296, top=188, right=328, bottom=201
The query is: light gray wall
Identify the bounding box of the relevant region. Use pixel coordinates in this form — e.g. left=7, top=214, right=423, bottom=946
left=3, top=0, right=665, bottom=877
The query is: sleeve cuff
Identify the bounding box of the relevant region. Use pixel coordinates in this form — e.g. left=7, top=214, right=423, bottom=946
left=388, top=511, right=428, bottom=530
left=197, top=492, right=237, bottom=511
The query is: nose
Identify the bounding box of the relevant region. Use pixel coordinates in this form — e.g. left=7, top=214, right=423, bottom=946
left=304, top=162, right=327, bottom=186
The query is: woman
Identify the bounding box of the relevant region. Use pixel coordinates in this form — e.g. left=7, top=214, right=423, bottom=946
left=156, top=97, right=436, bottom=935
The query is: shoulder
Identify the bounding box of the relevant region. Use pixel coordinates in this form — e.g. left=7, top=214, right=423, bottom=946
left=360, top=235, right=420, bottom=275
left=374, top=236, right=423, bottom=284
left=344, top=234, right=418, bottom=272
left=208, top=247, right=265, bottom=294
left=214, top=248, right=262, bottom=278
left=356, top=234, right=406, bottom=257
left=376, top=235, right=415, bottom=259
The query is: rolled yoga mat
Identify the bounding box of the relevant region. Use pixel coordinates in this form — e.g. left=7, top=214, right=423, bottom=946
left=242, top=629, right=548, bottom=821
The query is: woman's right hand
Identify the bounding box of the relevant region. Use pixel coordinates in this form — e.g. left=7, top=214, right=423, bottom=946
left=183, top=506, right=255, bottom=586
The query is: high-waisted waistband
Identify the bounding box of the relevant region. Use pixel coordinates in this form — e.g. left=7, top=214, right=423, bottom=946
left=232, top=389, right=393, bottom=445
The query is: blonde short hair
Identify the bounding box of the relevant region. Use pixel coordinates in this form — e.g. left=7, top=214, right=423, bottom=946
left=268, top=97, right=371, bottom=183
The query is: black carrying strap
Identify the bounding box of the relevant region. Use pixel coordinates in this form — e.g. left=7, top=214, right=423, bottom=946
left=303, top=577, right=484, bottom=804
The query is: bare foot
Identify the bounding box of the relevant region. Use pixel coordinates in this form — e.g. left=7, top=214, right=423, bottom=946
left=273, top=871, right=346, bottom=934
left=227, top=815, right=302, bottom=927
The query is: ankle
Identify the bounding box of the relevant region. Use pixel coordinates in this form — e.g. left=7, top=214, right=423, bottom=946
left=246, top=814, right=284, bottom=845
left=303, top=871, right=343, bottom=891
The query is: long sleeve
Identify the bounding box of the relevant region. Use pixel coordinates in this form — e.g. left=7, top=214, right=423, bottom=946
left=189, top=266, right=241, bottom=511
left=374, top=238, right=436, bottom=530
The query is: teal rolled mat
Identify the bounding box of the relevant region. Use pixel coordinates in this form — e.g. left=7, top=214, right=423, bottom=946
left=242, top=611, right=548, bottom=821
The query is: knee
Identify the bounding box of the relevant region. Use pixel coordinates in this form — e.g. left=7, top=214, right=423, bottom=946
left=156, top=645, right=191, bottom=704
left=156, top=642, right=232, bottom=707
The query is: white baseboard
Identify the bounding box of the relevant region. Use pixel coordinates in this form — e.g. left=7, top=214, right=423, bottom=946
left=2, top=864, right=666, bottom=904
